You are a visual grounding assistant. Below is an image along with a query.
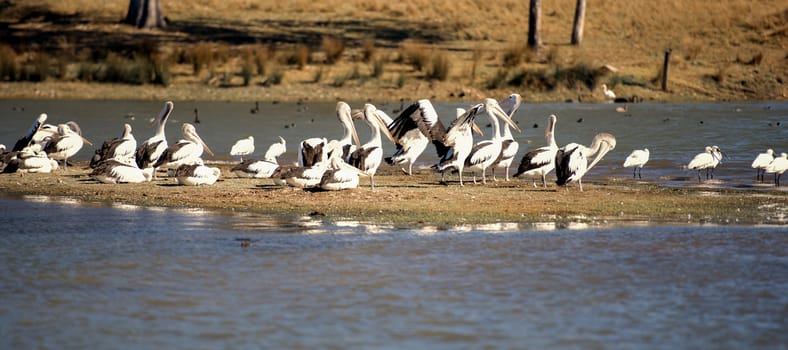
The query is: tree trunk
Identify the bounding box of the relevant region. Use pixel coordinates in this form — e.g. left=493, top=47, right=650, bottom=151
left=527, top=0, right=542, bottom=51
left=571, top=0, right=586, bottom=45
left=125, top=0, right=165, bottom=29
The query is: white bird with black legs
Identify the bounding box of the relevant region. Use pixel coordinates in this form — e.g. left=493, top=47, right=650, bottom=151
left=602, top=84, right=616, bottom=100
left=751, top=148, right=775, bottom=183
left=384, top=99, right=447, bottom=175
left=299, top=101, right=360, bottom=167
left=43, top=123, right=92, bottom=170
left=175, top=159, right=221, bottom=186
left=464, top=98, right=522, bottom=184
left=514, top=114, right=559, bottom=188
left=491, top=93, right=522, bottom=181
left=555, top=133, right=617, bottom=191
left=12, top=113, right=48, bottom=152
left=90, top=159, right=151, bottom=184
left=765, top=152, right=787, bottom=186
left=348, top=103, right=395, bottom=190
left=136, top=101, right=174, bottom=179
left=687, top=145, right=724, bottom=182
left=230, top=136, right=254, bottom=161
left=434, top=105, right=486, bottom=186
left=90, top=123, right=137, bottom=168
left=153, top=123, right=214, bottom=172
left=623, top=148, right=650, bottom=179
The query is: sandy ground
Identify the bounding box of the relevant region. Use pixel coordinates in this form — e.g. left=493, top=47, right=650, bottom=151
left=1, top=162, right=785, bottom=227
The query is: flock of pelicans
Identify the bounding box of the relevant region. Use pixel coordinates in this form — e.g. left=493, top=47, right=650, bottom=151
left=0, top=94, right=786, bottom=191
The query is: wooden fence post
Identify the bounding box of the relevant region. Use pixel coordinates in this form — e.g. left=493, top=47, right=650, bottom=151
left=662, top=49, right=672, bottom=91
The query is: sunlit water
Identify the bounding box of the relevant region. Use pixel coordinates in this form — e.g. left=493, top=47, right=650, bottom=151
left=0, top=99, right=785, bottom=189
left=0, top=196, right=786, bottom=349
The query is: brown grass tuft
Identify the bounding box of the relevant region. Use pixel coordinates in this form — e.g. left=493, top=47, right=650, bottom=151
left=321, top=36, right=345, bottom=64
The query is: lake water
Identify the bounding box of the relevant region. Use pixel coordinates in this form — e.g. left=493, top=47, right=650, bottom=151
left=0, top=195, right=786, bottom=349
left=0, top=100, right=786, bottom=348
left=0, top=99, right=786, bottom=189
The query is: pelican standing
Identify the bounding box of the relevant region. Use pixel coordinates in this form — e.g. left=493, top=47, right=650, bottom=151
left=555, top=133, right=617, bottom=191
left=90, top=123, right=137, bottom=168
left=623, top=148, right=650, bottom=179
left=348, top=103, right=395, bottom=190
left=514, top=114, right=558, bottom=188
left=687, top=145, right=723, bottom=182
left=175, top=161, right=221, bottom=186
left=491, top=94, right=522, bottom=181
left=12, top=113, right=48, bottom=152
left=298, top=101, right=360, bottom=167
left=153, top=123, right=214, bottom=172
left=230, top=136, right=254, bottom=161
left=464, top=98, right=521, bottom=184
left=751, top=148, right=775, bottom=182
left=435, top=105, right=486, bottom=186
left=136, top=101, right=174, bottom=179
left=602, top=84, right=616, bottom=100
left=384, top=99, right=447, bottom=175
left=43, top=123, right=92, bottom=170
left=90, top=159, right=151, bottom=184
left=765, top=152, right=787, bottom=186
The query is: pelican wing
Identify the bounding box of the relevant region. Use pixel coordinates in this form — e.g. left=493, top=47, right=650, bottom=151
left=464, top=141, right=496, bottom=167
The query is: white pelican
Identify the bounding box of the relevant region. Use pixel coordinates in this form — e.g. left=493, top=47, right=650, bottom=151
left=384, top=99, right=446, bottom=175
left=90, top=123, right=137, bottom=168
left=284, top=161, right=330, bottom=189
left=348, top=103, right=395, bottom=190
left=434, top=105, right=487, bottom=186
left=765, top=152, right=787, bottom=186
left=175, top=161, right=221, bottom=186
left=11, top=144, right=59, bottom=173
left=514, top=114, right=558, bottom=188
left=623, top=148, right=650, bottom=179
left=751, top=148, right=775, bottom=182
left=687, top=145, right=723, bottom=182
left=263, top=136, right=287, bottom=162
left=491, top=93, right=523, bottom=181
left=153, top=123, right=214, bottom=172
left=43, top=123, right=92, bottom=169
left=90, top=159, right=151, bottom=184
left=12, top=113, right=48, bottom=151
left=230, top=136, right=254, bottom=161
left=464, top=98, right=522, bottom=184
left=298, top=101, right=360, bottom=166
left=319, top=153, right=369, bottom=191
left=601, top=84, right=616, bottom=100
left=136, top=101, right=174, bottom=179
left=555, top=133, right=617, bottom=191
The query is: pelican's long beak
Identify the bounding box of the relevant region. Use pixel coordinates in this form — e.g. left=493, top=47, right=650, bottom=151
left=201, top=139, right=215, bottom=156
left=587, top=139, right=615, bottom=172
left=471, top=122, right=484, bottom=137
left=81, top=136, right=93, bottom=146
left=490, top=102, right=521, bottom=133
left=372, top=110, right=396, bottom=144
left=340, top=103, right=363, bottom=148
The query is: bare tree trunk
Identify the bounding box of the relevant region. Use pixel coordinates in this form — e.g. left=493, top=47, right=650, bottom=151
left=527, top=0, right=542, bottom=51
left=125, top=0, right=165, bottom=29
left=571, top=0, right=586, bottom=45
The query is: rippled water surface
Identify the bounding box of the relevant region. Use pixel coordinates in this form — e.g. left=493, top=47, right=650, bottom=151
left=1, top=196, right=786, bottom=349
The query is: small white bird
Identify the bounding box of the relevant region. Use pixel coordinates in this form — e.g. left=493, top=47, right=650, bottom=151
left=765, top=152, right=787, bottom=187
left=623, top=148, right=650, bottom=179
left=230, top=136, right=255, bottom=161
left=602, top=84, right=616, bottom=100
left=263, top=136, right=287, bottom=162
left=751, top=149, right=775, bottom=183
left=687, top=146, right=723, bottom=183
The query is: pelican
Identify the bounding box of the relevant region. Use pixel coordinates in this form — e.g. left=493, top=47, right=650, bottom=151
left=434, top=105, right=487, bottom=186
left=298, top=101, right=360, bottom=167
left=284, top=161, right=330, bottom=189
left=687, top=145, right=723, bottom=182
left=153, top=123, right=214, bottom=172
left=464, top=98, right=521, bottom=184
left=43, top=123, right=92, bottom=169
left=348, top=103, right=395, bottom=190
left=9, top=144, right=59, bottom=173
left=231, top=158, right=279, bottom=179
left=555, top=133, right=617, bottom=191
left=175, top=160, right=221, bottom=186
left=90, top=159, right=152, bottom=184
left=319, top=153, right=369, bottom=191
left=264, top=136, right=287, bottom=161
left=751, top=148, right=775, bottom=182
left=136, top=101, right=174, bottom=179
left=765, top=152, right=787, bottom=186
left=90, top=123, right=137, bottom=168
left=12, top=113, right=48, bottom=152
left=230, top=136, right=254, bottom=161
left=601, top=84, right=616, bottom=100
left=623, top=148, right=650, bottom=179
left=384, top=99, right=447, bottom=175
left=491, top=93, right=523, bottom=181
left=514, top=114, right=559, bottom=188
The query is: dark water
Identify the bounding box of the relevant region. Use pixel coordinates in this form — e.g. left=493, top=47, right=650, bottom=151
left=1, top=196, right=786, bottom=349
left=1, top=99, right=786, bottom=189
